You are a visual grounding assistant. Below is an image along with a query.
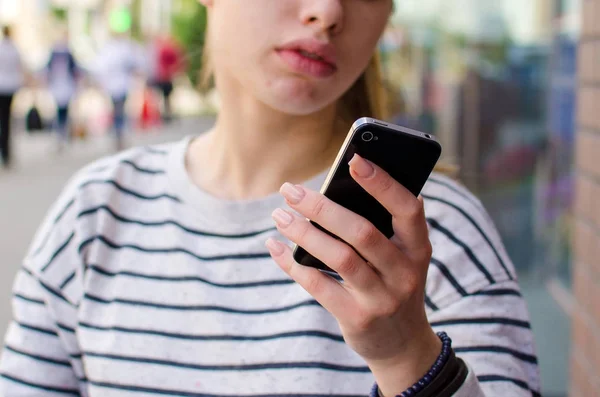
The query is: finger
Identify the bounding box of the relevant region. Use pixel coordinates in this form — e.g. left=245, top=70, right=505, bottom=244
left=348, top=154, right=431, bottom=259
left=271, top=208, right=382, bottom=291
left=265, top=238, right=353, bottom=317
left=279, top=183, right=401, bottom=272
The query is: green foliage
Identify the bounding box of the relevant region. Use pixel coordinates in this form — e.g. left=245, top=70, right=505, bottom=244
left=51, top=7, right=67, bottom=21
left=130, top=0, right=143, bottom=41
left=171, top=0, right=209, bottom=90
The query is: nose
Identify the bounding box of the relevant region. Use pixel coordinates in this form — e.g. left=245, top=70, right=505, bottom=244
left=300, top=0, right=344, bottom=36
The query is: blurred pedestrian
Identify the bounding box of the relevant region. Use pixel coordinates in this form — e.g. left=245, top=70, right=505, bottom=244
left=45, top=30, right=80, bottom=150
left=147, top=34, right=186, bottom=123
left=0, top=26, right=24, bottom=168
left=91, top=30, right=141, bottom=151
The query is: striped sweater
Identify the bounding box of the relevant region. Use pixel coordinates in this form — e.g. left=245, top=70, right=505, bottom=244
left=0, top=137, right=541, bottom=396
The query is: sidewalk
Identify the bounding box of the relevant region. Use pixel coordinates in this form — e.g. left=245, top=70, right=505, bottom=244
left=5, top=116, right=215, bottom=171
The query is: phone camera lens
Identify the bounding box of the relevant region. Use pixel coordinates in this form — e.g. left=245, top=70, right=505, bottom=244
left=362, top=131, right=374, bottom=142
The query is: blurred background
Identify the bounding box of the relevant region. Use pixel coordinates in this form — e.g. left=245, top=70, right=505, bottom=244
left=0, top=0, right=598, bottom=396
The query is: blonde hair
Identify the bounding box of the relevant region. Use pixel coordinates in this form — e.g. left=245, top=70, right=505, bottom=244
left=338, top=52, right=390, bottom=126
left=200, top=29, right=455, bottom=175
left=339, top=54, right=456, bottom=175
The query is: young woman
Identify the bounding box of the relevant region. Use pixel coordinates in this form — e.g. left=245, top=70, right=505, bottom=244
left=0, top=1, right=540, bottom=396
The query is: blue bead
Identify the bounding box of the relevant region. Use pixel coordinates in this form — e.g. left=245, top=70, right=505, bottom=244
left=393, top=331, right=457, bottom=397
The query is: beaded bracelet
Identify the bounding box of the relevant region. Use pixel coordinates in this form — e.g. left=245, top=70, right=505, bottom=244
left=372, top=332, right=453, bottom=397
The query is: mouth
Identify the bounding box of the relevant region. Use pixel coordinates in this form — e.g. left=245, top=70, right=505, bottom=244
left=297, top=49, right=327, bottom=62
left=276, top=39, right=338, bottom=78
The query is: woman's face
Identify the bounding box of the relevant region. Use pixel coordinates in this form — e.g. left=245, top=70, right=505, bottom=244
left=202, top=0, right=393, bottom=115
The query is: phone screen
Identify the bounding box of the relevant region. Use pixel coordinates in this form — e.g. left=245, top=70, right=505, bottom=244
left=293, top=121, right=442, bottom=274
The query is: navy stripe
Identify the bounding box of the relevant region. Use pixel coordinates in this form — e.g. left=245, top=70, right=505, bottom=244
left=33, top=199, right=76, bottom=255
left=84, top=293, right=323, bottom=314
left=21, top=267, right=70, bottom=305
left=473, top=288, right=522, bottom=297
left=13, top=293, right=45, bottom=305
left=143, top=146, right=168, bottom=155
left=53, top=198, right=76, bottom=224
left=79, top=179, right=180, bottom=202
left=38, top=280, right=74, bottom=306
left=41, top=232, right=75, bottom=272
left=16, top=321, right=58, bottom=337
left=423, top=194, right=513, bottom=280
left=78, top=205, right=276, bottom=239
left=4, top=345, right=72, bottom=367
left=90, top=379, right=366, bottom=397
left=87, top=158, right=166, bottom=175
left=427, top=177, right=485, bottom=212
left=59, top=271, right=76, bottom=289
left=0, top=374, right=80, bottom=396
left=57, top=322, right=76, bottom=334
left=78, top=235, right=272, bottom=262
left=19, top=268, right=72, bottom=307
left=431, top=317, right=530, bottom=329
left=427, top=218, right=496, bottom=284
left=83, top=351, right=370, bottom=373
left=15, top=287, right=72, bottom=312
left=455, top=345, right=537, bottom=364
left=429, top=257, right=468, bottom=296
left=88, top=264, right=294, bottom=288
left=424, top=295, right=439, bottom=311
left=78, top=321, right=345, bottom=342
left=22, top=266, right=35, bottom=277
left=121, top=159, right=165, bottom=175
left=478, top=374, right=540, bottom=395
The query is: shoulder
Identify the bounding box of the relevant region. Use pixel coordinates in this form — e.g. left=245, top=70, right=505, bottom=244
left=21, top=140, right=183, bottom=303
left=421, top=173, right=517, bottom=308
left=63, top=141, right=178, bottom=203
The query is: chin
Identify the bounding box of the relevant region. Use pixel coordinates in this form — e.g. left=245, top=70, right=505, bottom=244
left=260, top=78, right=341, bottom=116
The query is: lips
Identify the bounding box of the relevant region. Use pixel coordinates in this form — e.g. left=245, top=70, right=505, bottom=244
left=276, top=39, right=338, bottom=78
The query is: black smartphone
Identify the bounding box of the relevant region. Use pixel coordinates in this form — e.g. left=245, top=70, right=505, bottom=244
left=292, top=117, right=442, bottom=275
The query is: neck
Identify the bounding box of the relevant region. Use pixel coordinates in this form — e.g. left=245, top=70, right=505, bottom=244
left=187, top=80, right=346, bottom=200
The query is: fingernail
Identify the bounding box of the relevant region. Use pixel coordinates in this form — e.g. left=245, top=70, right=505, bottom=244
left=272, top=208, right=294, bottom=228
left=349, top=154, right=375, bottom=179
left=265, top=238, right=285, bottom=256
left=280, top=183, right=305, bottom=204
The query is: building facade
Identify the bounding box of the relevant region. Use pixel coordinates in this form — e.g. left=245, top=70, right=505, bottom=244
left=571, top=0, right=600, bottom=394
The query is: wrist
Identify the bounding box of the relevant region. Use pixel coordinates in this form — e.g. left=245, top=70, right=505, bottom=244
left=368, top=328, right=442, bottom=397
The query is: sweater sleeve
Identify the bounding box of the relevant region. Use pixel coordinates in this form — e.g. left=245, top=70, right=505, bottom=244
left=0, top=269, right=82, bottom=396
left=1, top=171, right=88, bottom=396
left=367, top=174, right=541, bottom=396
left=427, top=279, right=539, bottom=396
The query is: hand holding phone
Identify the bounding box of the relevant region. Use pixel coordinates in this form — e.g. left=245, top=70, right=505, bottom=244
left=293, top=118, right=442, bottom=274
left=265, top=118, right=443, bottom=381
